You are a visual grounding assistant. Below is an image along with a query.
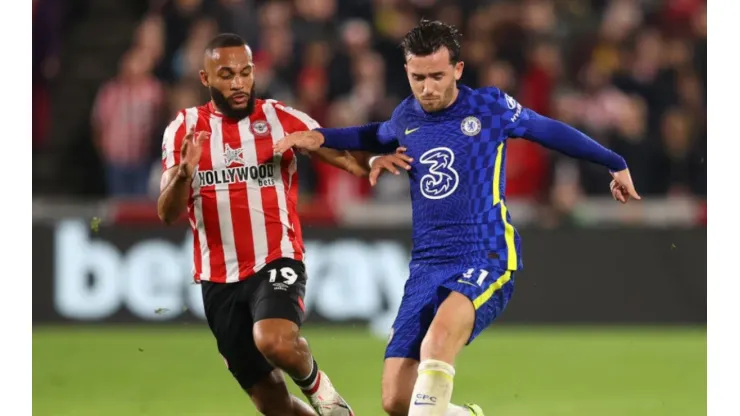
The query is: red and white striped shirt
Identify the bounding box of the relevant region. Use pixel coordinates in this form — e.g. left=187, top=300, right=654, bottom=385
left=161, top=99, right=319, bottom=283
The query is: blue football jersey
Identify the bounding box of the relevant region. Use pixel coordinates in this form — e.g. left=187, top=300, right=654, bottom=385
left=375, top=84, right=532, bottom=270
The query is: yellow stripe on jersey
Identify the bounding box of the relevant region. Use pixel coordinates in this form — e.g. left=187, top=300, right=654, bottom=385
left=492, top=143, right=504, bottom=204
left=473, top=270, right=512, bottom=310
left=492, top=142, right=518, bottom=270
left=501, top=201, right=517, bottom=270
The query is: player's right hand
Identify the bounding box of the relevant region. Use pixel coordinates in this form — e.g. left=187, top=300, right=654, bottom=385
left=610, top=168, right=641, bottom=203
left=369, top=147, right=413, bottom=186
left=179, top=128, right=210, bottom=178
left=273, top=130, right=325, bottom=154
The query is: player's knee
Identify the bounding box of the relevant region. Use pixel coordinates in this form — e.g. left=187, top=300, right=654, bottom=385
left=253, top=328, right=296, bottom=364
left=381, top=391, right=409, bottom=416
left=421, top=326, right=463, bottom=362
left=422, top=297, right=474, bottom=361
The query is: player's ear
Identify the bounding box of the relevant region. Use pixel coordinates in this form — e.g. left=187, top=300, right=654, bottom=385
left=454, top=61, right=464, bottom=81
left=199, top=70, right=208, bottom=87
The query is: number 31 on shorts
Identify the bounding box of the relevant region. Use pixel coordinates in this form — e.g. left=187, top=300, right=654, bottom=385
left=268, top=267, right=298, bottom=285
left=461, top=268, right=489, bottom=286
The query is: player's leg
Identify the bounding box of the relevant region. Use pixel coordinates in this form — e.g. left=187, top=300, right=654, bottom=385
left=202, top=280, right=314, bottom=415
left=382, top=358, right=482, bottom=416
left=408, top=268, right=515, bottom=416
left=381, top=358, right=418, bottom=416
left=382, top=270, right=484, bottom=416
left=250, top=258, right=354, bottom=415
left=409, top=291, right=476, bottom=416
left=247, top=369, right=317, bottom=416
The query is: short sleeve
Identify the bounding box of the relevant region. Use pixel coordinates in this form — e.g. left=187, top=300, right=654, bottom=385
left=272, top=101, right=322, bottom=133
left=161, top=110, right=187, bottom=171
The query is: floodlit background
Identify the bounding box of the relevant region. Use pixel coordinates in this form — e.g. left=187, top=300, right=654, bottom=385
left=32, top=0, right=706, bottom=415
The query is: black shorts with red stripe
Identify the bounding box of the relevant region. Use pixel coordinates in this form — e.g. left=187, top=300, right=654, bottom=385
left=201, top=258, right=307, bottom=390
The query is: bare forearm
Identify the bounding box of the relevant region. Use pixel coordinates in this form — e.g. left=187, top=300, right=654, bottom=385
left=310, top=148, right=371, bottom=177
left=157, top=167, right=191, bottom=225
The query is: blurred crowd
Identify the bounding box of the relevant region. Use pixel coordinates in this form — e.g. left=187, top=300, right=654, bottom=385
left=33, top=0, right=707, bottom=210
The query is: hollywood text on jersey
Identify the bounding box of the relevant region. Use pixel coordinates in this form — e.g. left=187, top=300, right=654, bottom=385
left=197, top=162, right=276, bottom=188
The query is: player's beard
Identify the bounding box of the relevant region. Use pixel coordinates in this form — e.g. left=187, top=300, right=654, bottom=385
left=440, top=81, right=458, bottom=110
left=418, top=82, right=458, bottom=112
left=210, top=84, right=256, bottom=120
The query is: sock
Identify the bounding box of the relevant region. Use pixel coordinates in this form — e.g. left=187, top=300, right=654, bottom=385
left=408, top=359, right=456, bottom=416
left=445, top=404, right=474, bottom=415
left=292, top=358, right=321, bottom=395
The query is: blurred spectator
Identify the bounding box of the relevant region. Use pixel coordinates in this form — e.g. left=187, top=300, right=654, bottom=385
left=519, top=40, right=562, bottom=116
left=578, top=94, right=650, bottom=195
left=576, top=61, right=629, bottom=136
left=295, top=41, right=333, bottom=125
left=480, top=60, right=517, bottom=94
left=172, top=18, right=218, bottom=82
left=293, top=0, right=338, bottom=43
left=133, top=14, right=166, bottom=66
left=650, top=107, right=705, bottom=196
left=327, top=19, right=374, bottom=100
left=32, top=0, right=63, bottom=152
left=210, top=0, right=260, bottom=46
left=157, top=0, right=205, bottom=83
left=91, top=48, right=166, bottom=197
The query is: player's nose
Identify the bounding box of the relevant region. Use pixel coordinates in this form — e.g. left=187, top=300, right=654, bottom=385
left=231, top=76, right=245, bottom=89
left=423, top=79, right=436, bottom=94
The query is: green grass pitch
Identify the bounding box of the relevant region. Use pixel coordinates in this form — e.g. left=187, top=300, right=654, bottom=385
left=33, top=325, right=705, bottom=416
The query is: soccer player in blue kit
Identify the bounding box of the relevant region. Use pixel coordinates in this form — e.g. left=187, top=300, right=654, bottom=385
left=274, top=19, right=640, bottom=416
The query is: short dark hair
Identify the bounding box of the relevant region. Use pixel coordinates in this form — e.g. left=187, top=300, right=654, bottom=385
left=400, top=19, right=462, bottom=63
left=205, top=33, right=247, bottom=54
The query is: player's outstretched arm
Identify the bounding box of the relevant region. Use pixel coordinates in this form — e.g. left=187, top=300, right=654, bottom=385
left=309, top=148, right=373, bottom=177
left=512, top=111, right=640, bottom=200
left=273, top=122, right=399, bottom=155
left=315, top=122, right=399, bottom=153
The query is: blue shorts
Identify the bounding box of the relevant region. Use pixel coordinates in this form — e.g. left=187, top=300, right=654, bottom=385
left=385, top=262, right=515, bottom=360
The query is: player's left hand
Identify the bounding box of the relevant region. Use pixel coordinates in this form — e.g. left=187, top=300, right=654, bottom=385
left=273, top=130, right=325, bottom=154
left=610, top=168, right=641, bottom=204
left=369, top=147, right=413, bottom=186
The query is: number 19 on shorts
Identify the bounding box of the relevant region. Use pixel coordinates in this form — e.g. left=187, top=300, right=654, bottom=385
left=268, top=267, right=298, bottom=285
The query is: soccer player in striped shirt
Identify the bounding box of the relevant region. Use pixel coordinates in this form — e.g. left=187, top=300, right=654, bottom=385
left=158, top=33, right=368, bottom=416
left=274, top=20, right=640, bottom=416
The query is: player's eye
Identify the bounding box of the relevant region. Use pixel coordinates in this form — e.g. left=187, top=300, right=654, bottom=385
left=219, top=72, right=234, bottom=80
left=412, top=75, right=425, bottom=81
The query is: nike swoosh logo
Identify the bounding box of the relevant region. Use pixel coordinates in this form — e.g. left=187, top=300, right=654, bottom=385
left=405, top=127, right=420, bottom=135
left=456, top=279, right=478, bottom=287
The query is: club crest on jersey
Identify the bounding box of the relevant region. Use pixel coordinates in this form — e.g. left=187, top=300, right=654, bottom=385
left=223, top=144, right=245, bottom=166
left=461, top=116, right=482, bottom=137
left=251, top=120, right=271, bottom=136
